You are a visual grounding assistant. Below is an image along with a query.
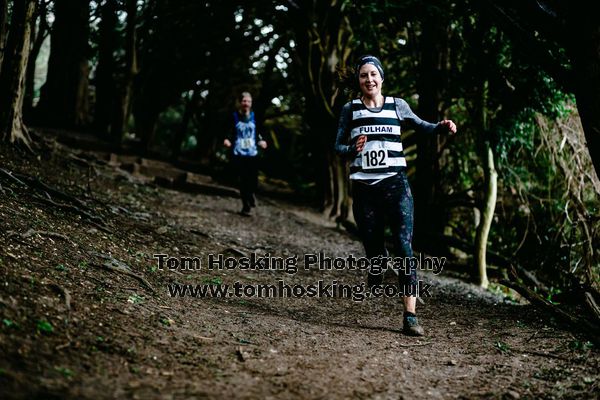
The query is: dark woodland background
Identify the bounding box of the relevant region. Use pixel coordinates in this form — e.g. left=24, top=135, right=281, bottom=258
left=0, top=0, right=599, bottom=335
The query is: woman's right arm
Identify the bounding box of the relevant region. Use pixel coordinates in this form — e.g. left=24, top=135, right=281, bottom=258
left=334, top=103, right=357, bottom=157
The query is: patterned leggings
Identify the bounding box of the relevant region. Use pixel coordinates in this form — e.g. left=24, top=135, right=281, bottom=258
left=352, top=172, right=418, bottom=288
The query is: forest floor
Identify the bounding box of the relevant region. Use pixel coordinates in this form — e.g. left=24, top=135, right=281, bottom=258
left=0, top=136, right=598, bottom=400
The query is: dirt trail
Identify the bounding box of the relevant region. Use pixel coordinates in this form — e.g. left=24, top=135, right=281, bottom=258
left=0, top=143, right=597, bottom=399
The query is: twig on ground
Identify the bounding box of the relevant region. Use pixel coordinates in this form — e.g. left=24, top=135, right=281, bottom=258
left=0, top=183, right=14, bottom=195
left=397, top=341, right=432, bottom=347
left=33, top=194, right=111, bottom=233
left=584, top=292, right=600, bottom=323
left=45, top=281, right=72, bottom=312
left=501, top=276, right=600, bottom=345
left=190, top=229, right=211, bottom=238
left=225, top=247, right=248, bottom=257
left=520, top=350, right=572, bottom=361
left=0, top=168, right=28, bottom=186
left=93, top=262, right=154, bottom=292
left=194, top=335, right=215, bottom=341
left=526, top=330, right=539, bottom=342
left=55, top=341, right=71, bottom=351
left=8, top=228, right=72, bottom=243
left=5, top=232, right=30, bottom=246
left=14, top=172, right=89, bottom=209
left=67, top=153, right=99, bottom=176
left=41, top=280, right=73, bottom=351
left=90, top=252, right=154, bottom=292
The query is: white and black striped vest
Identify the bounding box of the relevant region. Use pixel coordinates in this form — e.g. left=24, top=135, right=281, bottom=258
left=349, top=97, right=406, bottom=184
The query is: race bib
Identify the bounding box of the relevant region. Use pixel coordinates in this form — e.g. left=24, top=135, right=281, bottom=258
left=362, top=148, right=388, bottom=169
left=239, top=138, right=254, bottom=149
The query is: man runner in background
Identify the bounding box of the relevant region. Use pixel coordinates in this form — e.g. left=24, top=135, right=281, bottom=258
left=224, top=92, right=267, bottom=216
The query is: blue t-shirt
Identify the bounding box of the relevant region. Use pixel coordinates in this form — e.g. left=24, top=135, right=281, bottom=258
left=233, top=111, right=258, bottom=157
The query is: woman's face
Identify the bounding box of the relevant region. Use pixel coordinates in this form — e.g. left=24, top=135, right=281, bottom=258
left=358, top=63, right=383, bottom=98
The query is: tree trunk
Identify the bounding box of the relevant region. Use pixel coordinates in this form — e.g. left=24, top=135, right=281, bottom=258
left=0, top=0, right=9, bottom=71
left=134, top=106, right=159, bottom=154
left=171, top=90, right=199, bottom=160
left=94, top=0, right=118, bottom=138
left=475, top=143, right=497, bottom=288
left=111, top=0, right=138, bottom=144
left=0, top=0, right=36, bottom=147
left=473, top=80, right=495, bottom=289
left=414, top=15, right=447, bottom=252
left=36, top=0, right=90, bottom=129
left=330, top=151, right=350, bottom=222
left=194, top=87, right=219, bottom=164
left=310, top=108, right=341, bottom=218
left=286, top=0, right=353, bottom=219
left=568, top=14, right=600, bottom=180
left=23, top=0, right=49, bottom=121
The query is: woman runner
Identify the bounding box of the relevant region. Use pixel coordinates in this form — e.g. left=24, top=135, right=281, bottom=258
left=335, top=55, right=457, bottom=336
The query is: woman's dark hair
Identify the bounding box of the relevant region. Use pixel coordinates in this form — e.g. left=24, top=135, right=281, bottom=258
left=336, top=64, right=360, bottom=99
left=354, top=55, right=384, bottom=80
left=337, top=54, right=385, bottom=99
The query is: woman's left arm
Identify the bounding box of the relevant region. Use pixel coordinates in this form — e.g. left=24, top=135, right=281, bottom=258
left=395, top=98, right=456, bottom=135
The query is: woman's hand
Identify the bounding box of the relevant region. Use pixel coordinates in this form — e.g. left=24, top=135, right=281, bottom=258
left=223, top=139, right=232, bottom=148
left=440, top=119, right=457, bottom=135
left=355, top=135, right=367, bottom=152
left=258, top=140, right=267, bottom=149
